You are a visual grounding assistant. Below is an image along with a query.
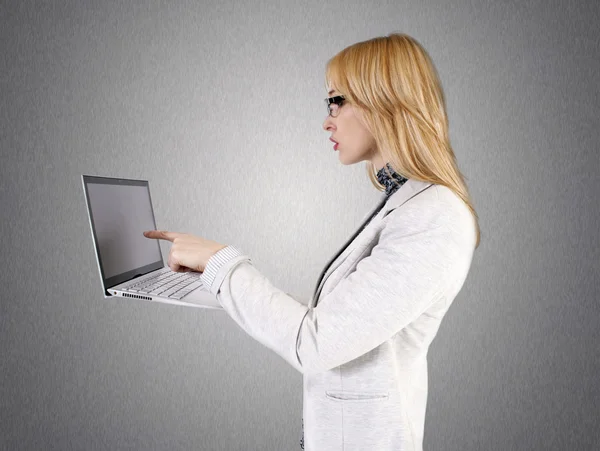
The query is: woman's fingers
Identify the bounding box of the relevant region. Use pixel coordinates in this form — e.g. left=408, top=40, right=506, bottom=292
left=145, top=230, right=226, bottom=273
left=143, top=230, right=180, bottom=242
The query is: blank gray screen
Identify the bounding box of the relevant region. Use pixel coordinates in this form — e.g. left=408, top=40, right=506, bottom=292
left=87, top=183, right=161, bottom=279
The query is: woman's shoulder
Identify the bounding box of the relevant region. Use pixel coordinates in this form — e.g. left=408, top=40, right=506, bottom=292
left=430, top=183, right=477, bottom=248
left=388, top=182, right=476, bottom=246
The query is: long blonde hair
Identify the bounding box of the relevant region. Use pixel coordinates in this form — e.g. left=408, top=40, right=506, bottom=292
left=325, top=33, right=481, bottom=249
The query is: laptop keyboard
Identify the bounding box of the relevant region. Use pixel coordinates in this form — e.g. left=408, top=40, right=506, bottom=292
left=120, top=268, right=206, bottom=300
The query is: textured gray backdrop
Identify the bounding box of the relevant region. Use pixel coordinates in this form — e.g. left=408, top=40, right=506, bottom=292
left=1, top=0, right=599, bottom=450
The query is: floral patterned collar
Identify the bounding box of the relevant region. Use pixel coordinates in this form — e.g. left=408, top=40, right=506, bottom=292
left=376, top=163, right=409, bottom=197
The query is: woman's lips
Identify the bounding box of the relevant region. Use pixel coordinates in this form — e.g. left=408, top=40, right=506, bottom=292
left=330, top=137, right=338, bottom=150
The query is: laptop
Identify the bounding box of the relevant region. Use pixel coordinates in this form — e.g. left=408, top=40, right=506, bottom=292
left=81, top=175, right=222, bottom=310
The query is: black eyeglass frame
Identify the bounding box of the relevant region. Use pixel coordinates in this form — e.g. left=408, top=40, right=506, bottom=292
left=324, top=95, right=346, bottom=117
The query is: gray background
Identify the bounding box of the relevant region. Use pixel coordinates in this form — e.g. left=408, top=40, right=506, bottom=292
left=1, top=0, right=599, bottom=450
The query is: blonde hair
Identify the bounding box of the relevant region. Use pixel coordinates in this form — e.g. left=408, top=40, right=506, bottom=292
left=325, top=33, right=481, bottom=249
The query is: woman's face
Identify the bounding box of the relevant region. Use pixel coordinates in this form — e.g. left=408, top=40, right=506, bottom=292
left=322, top=86, right=384, bottom=169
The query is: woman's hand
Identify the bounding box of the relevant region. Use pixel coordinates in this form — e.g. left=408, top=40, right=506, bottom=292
left=143, top=230, right=227, bottom=273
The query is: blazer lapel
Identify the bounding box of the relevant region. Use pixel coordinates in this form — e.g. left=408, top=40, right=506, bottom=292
left=310, top=178, right=434, bottom=307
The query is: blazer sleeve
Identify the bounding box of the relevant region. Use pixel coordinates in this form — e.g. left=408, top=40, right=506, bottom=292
left=201, top=203, right=474, bottom=375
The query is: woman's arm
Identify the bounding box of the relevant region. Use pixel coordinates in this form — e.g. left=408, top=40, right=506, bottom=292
left=202, top=203, right=475, bottom=375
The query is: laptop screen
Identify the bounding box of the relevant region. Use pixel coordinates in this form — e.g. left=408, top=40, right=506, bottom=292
left=82, top=175, right=164, bottom=296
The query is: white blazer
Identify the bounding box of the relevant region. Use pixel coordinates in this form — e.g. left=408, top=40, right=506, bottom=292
left=200, top=178, right=477, bottom=451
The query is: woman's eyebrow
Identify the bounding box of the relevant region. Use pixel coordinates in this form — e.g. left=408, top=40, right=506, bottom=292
left=328, top=89, right=336, bottom=96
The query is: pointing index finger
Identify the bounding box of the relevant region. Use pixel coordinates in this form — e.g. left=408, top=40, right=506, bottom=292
left=143, top=230, right=177, bottom=241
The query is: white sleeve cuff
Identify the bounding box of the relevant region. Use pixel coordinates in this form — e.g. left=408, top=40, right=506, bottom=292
left=201, top=246, right=249, bottom=294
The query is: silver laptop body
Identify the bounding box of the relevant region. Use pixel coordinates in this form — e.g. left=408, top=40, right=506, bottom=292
left=82, top=174, right=222, bottom=310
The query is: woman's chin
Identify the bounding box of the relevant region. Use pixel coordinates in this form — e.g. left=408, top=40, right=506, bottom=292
left=337, top=151, right=357, bottom=166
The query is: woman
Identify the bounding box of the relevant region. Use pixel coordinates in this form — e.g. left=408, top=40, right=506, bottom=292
left=144, top=32, right=480, bottom=451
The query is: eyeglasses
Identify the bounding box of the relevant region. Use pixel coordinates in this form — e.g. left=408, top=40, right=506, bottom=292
left=324, top=95, right=346, bottom=118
